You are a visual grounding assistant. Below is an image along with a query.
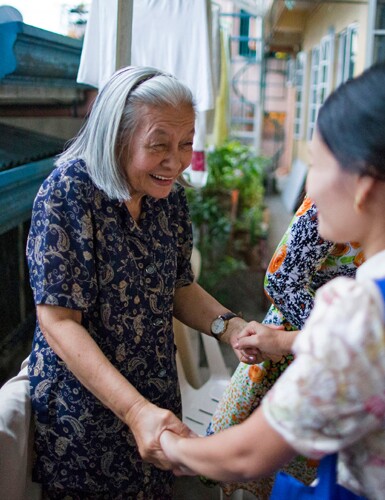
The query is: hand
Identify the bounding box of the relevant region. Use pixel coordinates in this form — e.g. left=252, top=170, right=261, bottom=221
left=234, top=322, right=294, bottom=363
left=224, top=317, right=260, bottom=364
left=160, top=430, right=198, bottom=476
left=125, top=400, right=194, bottom=470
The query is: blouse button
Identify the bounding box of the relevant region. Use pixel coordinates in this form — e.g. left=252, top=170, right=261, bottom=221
left=145, top=264, right=156, bottom=275
left=158, top=369, right=167, bottom=378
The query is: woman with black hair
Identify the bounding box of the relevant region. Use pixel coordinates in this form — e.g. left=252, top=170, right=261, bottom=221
left=160, top=63, right=385, bottom=500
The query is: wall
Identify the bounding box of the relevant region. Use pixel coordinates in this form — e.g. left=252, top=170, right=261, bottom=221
left=295, top=4, right=369, bottom=168
left=0, top=117, right=84, bottom=141
left=302, top=4, right=368, bottom=76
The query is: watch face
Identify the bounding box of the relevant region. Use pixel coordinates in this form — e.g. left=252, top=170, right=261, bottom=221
left=211, top=317, right=225, bottom=335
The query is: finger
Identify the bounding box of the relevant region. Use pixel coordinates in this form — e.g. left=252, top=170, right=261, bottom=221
left=268, top=354, right=285, bottom=363
left=164, top=419, right=193, bottom=439
left=236, top=336, right=261, bottom=350
left=268, top=324, right=286, bottom=330
left=173, top=465, right=196, bottom=476
left=237, top=326, right=258, bottom=339
left=239, top=351, right=258, bottom=364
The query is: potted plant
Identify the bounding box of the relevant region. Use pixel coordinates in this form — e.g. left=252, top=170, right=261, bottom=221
left=186, top=140, right=269, bottom=297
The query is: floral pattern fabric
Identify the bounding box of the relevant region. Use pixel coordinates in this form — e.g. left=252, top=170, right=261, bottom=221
left=27, top=159, right=194, bottom=499
left=206, top=197, right=363, bottom=498
left=264, top=252, right=385, bottom=500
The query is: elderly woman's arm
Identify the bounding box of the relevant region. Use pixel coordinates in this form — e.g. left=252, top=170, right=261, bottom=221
left=173, top=281, right=245, bottom=342
left=37, top=304, right=192, bottom=469
left=173, top=281, right=274, bottom=363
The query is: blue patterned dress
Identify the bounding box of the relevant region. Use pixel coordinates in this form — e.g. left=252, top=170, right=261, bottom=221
left=27, top=159, right=194, bottom=499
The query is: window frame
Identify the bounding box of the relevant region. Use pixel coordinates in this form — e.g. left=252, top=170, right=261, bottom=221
left=306, top=32, right=334, bottom=141
left=293, top=51, right=307, bottom=140
left=337, top=23, right=358, bottom=85
left=367, top=0, right=385, bottom=66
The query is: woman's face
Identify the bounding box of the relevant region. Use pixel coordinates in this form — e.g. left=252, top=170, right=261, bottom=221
left=124, top=103, right=195, bottom=201
left=306, top=130, right=359, bottom=243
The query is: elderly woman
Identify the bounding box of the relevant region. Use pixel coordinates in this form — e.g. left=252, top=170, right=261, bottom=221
left=161, top=63, right=385, bottom=500
left=26, top=66, right=254, bottom=499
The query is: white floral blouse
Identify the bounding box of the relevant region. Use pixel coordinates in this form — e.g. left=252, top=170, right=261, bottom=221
left=263, top=250, right=385, bottom=500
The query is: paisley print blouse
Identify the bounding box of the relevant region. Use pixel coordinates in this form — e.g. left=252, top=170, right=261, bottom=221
left=27, top=159, right=194, bottom=498
left=263, top=250, right=385, bottom=500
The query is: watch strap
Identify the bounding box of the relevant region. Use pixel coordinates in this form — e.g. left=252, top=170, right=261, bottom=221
left=219, top=312, right=238, bottom=322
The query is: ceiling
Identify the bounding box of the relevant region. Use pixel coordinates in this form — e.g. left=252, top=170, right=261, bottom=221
left=264, top=0, right=368, bottom=54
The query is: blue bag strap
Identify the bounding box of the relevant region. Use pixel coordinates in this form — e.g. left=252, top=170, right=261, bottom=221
left=317, top=453, right=338, bottom=498
left=270, top=454, right=366, bottom=499
left=374, top=277, right=385, bottom=318
left=317, top=454, right=367, bottom=499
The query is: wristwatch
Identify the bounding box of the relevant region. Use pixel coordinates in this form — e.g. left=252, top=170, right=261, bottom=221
left=210, top=312, right=239, bottom=340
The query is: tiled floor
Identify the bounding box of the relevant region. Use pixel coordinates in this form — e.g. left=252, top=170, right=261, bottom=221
left=172, top=193, right=292, bottom=499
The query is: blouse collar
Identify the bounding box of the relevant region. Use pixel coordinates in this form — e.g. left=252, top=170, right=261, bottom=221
left=356, top=249, right=385, bottom=282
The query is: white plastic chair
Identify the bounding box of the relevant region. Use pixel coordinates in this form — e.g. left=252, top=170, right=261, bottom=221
left=175, top=323, right=231, bottom=435
left=174, top=246, right=232, bottom=433
left=174, top=247, right=243, bottom=500
left=174, top=324, right=244, bottom=500
left=174, top=247, right=243, bottom=499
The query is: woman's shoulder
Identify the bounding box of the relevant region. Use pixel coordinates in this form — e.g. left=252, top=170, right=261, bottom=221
left=315, top=275, right=378, bottom=307
left=41, top=159, right=98, bottom=200
left=296, top=276, right=385, bottom=354
left=51, top=158, right=90, bottom=183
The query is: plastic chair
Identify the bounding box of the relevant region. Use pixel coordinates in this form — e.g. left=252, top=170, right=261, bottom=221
left=175, top=324, right=244, bottom=500
left=174, top=246, right=232, bottom=429
left=175, top=324, right=231, bottom=435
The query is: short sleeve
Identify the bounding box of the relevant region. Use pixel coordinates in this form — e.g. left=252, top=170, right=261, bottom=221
left=263, top=277, right=385, bottom=459
left=26, top=162, right=98, bottom=310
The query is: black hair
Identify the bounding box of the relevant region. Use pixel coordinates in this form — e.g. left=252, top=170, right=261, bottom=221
left=317, top=62, right=385, bottom=181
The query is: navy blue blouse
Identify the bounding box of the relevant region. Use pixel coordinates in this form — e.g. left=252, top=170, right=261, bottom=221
left=27, top=159, right=194, bottom=498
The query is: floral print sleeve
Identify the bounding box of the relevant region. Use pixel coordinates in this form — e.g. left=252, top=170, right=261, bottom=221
left=263, top=277, right=385, bottom=497
left=264, top=196, right=362, bottom=329
left=27, top=161, right=98, bottom=310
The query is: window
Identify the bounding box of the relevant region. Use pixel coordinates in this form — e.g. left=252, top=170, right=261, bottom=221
left=307, top=33, right=334, bottom=140
left=307, top=47, right=319, bottom=141
left=374, top=0, right=385, bottom=61
left=367, top=0, right=385, bottom=64
left=294, top=52, right=307, bottom=140
left=337, top=24, right=358, bottom=85
left=239, top=9, right=257, bottom=58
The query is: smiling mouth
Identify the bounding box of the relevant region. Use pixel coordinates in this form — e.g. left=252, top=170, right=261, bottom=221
left=150, top=174, right=174, bottom=181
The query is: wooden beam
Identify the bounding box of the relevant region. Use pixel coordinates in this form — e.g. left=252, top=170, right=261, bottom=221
left=116, top=0, right=134, bottom=70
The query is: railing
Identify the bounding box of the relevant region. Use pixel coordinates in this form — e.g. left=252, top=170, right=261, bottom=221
left=0, top=21, right=84, bottom=87
left=0, top=158, right=55, bottom=235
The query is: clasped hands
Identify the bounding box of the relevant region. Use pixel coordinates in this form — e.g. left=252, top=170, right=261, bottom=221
left=232, top=320, right=293, bottom=365
left=132, top=321, right=295, bottom=474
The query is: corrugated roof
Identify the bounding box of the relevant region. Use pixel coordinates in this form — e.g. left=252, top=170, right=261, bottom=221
left=0, top=123, right=65, bottom=172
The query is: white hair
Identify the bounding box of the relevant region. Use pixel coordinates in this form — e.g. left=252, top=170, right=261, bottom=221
left=57, top=66, right=196, bottom=200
